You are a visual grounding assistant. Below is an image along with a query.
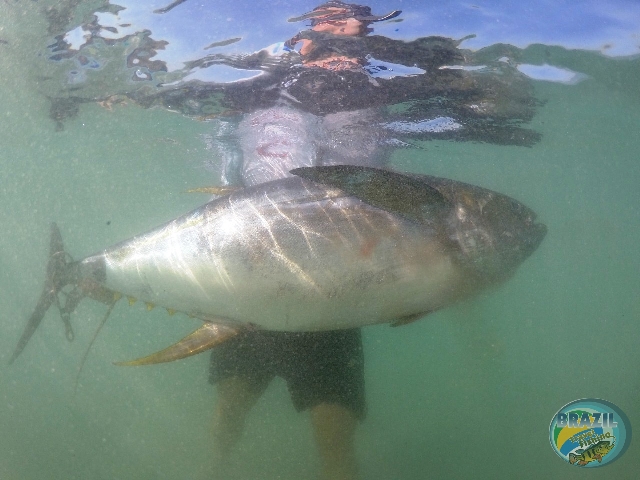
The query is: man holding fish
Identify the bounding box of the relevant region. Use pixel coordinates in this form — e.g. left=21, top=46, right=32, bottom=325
left=207, top=3, right=401, bottom=479
left=10, top=3, right=545, bottom=480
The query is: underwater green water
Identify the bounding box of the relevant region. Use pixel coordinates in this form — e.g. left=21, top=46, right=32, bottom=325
left=1, top=5, right=639, bottom=480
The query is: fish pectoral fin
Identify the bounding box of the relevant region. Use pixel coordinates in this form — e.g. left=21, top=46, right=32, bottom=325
left=114, top=322, right=240, bottom=366
left=291, top=166, right=448, bottom=223
left=390, top=313, right=425, bottom=327
left=390, top=308, right=440, bottom=327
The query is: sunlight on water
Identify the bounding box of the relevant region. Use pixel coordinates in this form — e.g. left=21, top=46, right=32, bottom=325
left=0, top=2, right=639, bottom=480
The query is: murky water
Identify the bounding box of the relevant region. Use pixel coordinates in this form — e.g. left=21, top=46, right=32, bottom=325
left=1, top=2, right=639, bottom=480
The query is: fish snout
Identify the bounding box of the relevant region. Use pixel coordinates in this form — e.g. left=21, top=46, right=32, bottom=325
left=448, top=191, right=547, bottom=282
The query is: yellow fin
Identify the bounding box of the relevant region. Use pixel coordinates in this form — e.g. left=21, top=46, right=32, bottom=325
left=145, top=302, right=155, bottom=311
left=166, top=308, right=176, bottom=316
left=127, top=296, right=137, bottom=306
left=185, top=186, right=241, bottom=196
left=114, top=323, right=240, bottom=366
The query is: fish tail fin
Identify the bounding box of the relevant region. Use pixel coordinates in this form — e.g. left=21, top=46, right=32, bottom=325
left=10, top=223, right=80, bottom=364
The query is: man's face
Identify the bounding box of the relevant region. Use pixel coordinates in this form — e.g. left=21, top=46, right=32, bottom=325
left=312, top=8, right=365, bottom=36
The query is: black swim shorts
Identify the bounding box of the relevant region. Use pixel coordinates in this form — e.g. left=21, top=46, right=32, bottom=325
left=209, top=329, right=366, bottom=420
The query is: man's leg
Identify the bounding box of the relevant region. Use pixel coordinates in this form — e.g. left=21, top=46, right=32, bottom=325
left=211, top=375, right=270, bottom=472
left=310, top=402, right=359, bottom=480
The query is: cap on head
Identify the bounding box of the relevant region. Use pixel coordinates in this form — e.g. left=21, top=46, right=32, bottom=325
left=290, top=1, right=401, bottom=27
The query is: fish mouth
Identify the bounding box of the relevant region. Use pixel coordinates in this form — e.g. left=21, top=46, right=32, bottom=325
left=491, top=194, right=547, bottom=261
left=525, top=220, right=548, bottom=256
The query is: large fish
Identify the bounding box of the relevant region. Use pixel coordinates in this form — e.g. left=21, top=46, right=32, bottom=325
left=10, top=166, right=546, bottom=365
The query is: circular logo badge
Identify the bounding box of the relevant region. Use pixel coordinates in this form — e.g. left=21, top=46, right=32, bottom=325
left=549, top=398, right=632, bottom=467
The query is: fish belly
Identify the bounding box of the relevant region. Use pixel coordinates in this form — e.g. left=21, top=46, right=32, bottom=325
left=94, top=190, right=468, bottom=331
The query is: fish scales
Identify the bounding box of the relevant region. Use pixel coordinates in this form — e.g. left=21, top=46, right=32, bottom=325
left=89, top=178, right=465, bottom=331
left=10, top=166, right=546, bottom=365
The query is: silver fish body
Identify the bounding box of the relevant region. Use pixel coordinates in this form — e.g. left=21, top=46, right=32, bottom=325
left=80, top=170, right=546, bottom=331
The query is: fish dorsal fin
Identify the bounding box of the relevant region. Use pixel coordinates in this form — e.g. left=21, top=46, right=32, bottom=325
left=291, top=166, right=447, bottom=223
left=113, top=322, right=240, bottom=366
left=185, top=186, right=242, bottom=196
